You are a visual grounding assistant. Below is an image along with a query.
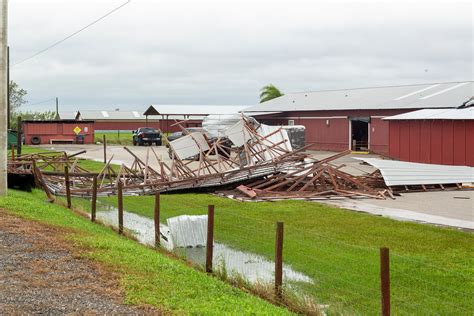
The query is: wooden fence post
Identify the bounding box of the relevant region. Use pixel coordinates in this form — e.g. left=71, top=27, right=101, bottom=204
left=206, top=205, right=215, bottom=273
left=91, top=175, right=97, bottom=222
left=118, top=181, right=124, bottom=234
left=380, top=247, right=391, bottom=316
left=33, top=160, right=54, bottom=202
left=64, top=166, right=71, bottom=209
left=103, top=134, right=107, bottom=164
left=154, top=191, right=161, bottom=247
left=16, top=116, right=22, bottom=156
left=11, top=144, right=14, bottom=160
left=275, top=221, right=284, bottom=301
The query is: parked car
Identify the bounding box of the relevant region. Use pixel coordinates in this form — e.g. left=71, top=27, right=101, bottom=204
left=132, top=127, right=162, bottom=146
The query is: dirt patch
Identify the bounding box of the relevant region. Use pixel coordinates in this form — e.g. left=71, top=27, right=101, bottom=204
left=0, top=210, right=159, bottom=314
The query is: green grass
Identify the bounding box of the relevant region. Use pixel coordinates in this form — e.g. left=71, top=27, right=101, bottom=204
left=0, top=190, right=290, bottom=315
left=95, top=131, right=133, bottom=145
left=95, top=131, right=171, bottom=146
left=91, top=193, right=474, bottom=315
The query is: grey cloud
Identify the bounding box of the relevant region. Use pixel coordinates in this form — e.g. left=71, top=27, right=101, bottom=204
left=9, top=0, right=473, bottom=111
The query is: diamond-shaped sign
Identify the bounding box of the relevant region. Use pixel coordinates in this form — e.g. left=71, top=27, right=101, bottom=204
left=73, top=126, right=82, bottom=135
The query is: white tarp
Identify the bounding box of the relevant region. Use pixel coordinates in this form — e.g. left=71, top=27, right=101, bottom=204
left=202, top=114, right=243, bottom=138
left=168, top=132, right=210, bottom=160
left=167, top=215, right=208, bottom=248
left=355, top=158, right=474, bottom=186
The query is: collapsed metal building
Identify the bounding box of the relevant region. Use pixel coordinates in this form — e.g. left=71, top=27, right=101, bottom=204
left=8, top=115, right=473, bottom=201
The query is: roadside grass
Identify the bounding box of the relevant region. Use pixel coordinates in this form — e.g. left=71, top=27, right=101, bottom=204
left=92, top=193, right=474, bottom=315
left=0, top=189, right=291, bottom=315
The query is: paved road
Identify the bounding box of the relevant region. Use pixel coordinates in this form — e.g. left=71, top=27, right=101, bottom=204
left=37, top=144, right=474, bottom=228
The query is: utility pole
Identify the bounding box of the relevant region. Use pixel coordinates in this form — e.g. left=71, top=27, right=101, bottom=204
left=6, top=45, right=8, bottom=129
left=0, top=0, right=8, bottom=196
left=55, top=97, right=59, bottom=119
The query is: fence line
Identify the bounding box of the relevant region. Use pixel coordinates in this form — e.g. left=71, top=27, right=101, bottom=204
left=70, top=193, right=471, bottom=315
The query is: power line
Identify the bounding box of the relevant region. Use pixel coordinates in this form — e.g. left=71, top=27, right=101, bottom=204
left=11, top=0, right=130, bottom=67
left=23, top=98, right=56, bottom=107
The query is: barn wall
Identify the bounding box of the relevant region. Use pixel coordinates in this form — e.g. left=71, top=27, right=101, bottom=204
left=255, top=109, right=412, bottom=154
left=388, top=120, right=474, bottom=166
left=94, top=120, right=202, bottom=133
left=23, top=122, right=95, bottom=145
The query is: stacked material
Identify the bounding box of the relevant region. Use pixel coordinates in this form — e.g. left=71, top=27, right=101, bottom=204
left=355, top=158, right=474, bottom=190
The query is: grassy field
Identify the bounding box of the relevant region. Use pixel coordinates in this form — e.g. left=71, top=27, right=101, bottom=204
left=89, top=193, right=474, bottom=315
left=0, top=190, right=290, bottom=315
left=95, top=131, right=170, bottom=146
left=94, top=131, right=134, bottom=145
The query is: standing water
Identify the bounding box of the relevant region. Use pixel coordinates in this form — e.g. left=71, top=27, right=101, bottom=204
left=95, top=204, right=312, bottom=284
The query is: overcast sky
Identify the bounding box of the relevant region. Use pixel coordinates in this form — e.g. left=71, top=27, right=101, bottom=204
left=8, top=0, right=473, bottom=112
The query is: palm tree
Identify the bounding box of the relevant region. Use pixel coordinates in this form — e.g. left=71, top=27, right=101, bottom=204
left=259, top=84, right=283, bottom=103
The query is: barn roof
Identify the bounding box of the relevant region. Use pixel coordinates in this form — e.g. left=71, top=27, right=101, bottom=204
left=384, top=106, right=474, bottom=120
left=59, top=105, right=248, bottom=121
left=244, top=81, right=474, bottom=113
left=59, top=110, right=204, bottom=121
left=144, top=105, right=249, bottom=116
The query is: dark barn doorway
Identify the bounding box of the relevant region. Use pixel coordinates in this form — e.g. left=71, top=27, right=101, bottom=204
left=350, top=117, right=369, bottom=151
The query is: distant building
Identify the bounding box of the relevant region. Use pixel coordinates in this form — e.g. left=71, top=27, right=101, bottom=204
left=59, top=105, right=247, bottom=133
left=384, top=106, right=474, bottom=166
left=22, top=120, right=95, bottom=145
left=244, top=81, right=473, bottom=154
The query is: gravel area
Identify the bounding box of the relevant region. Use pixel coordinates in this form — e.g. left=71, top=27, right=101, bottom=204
left=0, top=210, right=157, bottom=314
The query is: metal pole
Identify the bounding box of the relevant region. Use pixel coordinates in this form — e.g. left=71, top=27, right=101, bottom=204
left=117, top=181, right=123, bottom=235
left=154, top=191, right=160, bottom=247
left=6, top=46, right=9, bottom=129
left=205, top=205, right=215, bottom=273
left=16, top=115, right=21, bottom=155
left=55, top=97, right=59, bottom=119
left=380, top=247, right=391, bottom=316
left=91, top=175, right=97, bottom=222
left=275, top=221, right=284, bottom=301
left=0, top=0, right=8, bottom=196
left=64, top=166, right=71, bottom=209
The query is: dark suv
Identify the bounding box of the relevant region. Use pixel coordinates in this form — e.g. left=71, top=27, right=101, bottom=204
left=132, top=127, right=162, bottom=146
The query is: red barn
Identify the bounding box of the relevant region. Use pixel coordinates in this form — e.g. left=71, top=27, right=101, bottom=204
left=22, top=120, right=95, bottom=145
left=384, top=107, right=474, bottom=166
left=244, top=81, right=473, bottom=154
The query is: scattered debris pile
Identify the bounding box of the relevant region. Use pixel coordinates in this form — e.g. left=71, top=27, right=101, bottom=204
left=220, top=150, right=392, bottom=201
left=12, top=117, right=311, bottom=197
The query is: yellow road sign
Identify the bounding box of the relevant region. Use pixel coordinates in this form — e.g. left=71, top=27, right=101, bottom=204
left=73, top=126, right=82, bottom=135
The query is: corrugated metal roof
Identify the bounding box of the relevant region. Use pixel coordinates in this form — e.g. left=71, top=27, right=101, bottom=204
left=355, top=158, right=474, bottom=186
left=147, top=105, right=249, bottom=115
left=59, top=110, right=207, bottom=121
left=384, top=107, right=474, bottom=120
left=58, top=111, right=79, bottom=120
left=244, top=81, right=473, bottom=113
